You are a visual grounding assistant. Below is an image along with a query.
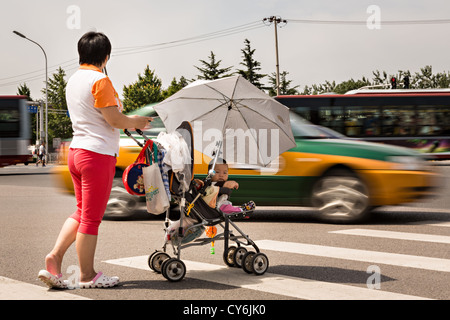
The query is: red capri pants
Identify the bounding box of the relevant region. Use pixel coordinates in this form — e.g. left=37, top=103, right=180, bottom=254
left=68, top=148, right=116, bottom=235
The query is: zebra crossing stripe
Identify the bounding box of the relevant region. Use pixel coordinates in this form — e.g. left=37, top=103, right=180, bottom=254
left=0, top=276, right=90, bottom=300
left=409, top=220, right=450, bottom=228
left=104, top=255, right=431, bottom=300
left=329, top=228, right=450, bottom=244
left=255, top=240, right=450, bottom=273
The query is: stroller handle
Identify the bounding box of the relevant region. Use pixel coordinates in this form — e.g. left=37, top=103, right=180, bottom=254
left=123, top=128, right=146, bottom=147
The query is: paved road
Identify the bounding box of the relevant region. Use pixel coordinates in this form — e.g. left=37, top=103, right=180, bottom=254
left=0, top=164, right=449, bottom=304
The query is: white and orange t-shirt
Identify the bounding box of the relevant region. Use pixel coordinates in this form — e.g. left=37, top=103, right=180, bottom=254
left=66, top=64, right=123, bottom=157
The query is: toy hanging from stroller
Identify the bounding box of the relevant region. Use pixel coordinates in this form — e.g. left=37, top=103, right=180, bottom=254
left=123, top=121, right=269, bottom=282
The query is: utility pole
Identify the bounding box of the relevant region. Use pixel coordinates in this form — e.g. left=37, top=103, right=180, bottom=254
left=263, top=16, right=287, bottom=96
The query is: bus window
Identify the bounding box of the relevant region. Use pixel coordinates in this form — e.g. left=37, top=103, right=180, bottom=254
left=382, top=106, right=415, bottom=136
left=319, top=106, right=344, bottom=134
left=344, top=106, right=380, bottom=137
left=416, top=106, right=447, bottom=135
left=292, top=106, right=313, bottom=122
left=442, top=108, right=450, bottom=134
left=0, top=104, right=20, bottom=138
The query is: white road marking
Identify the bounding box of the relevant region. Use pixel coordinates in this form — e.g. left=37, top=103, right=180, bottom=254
left=409, top=220, right=450, bottom=228
left=0, top=276, right=90, bottom=300
left=104, top=255, right=431, bottom=300
left=329, top=228, right=450, bottom=244
left=255, top=240, right=450, bottom=273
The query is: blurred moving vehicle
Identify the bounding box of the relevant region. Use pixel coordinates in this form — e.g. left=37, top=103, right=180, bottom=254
left=53, top=104, right=440, bottom=223
left=276, top=90, right=450, bottom=160
left=0, top=96, right=32, bottom=167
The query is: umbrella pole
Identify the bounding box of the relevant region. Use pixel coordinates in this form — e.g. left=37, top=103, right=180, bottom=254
left=208, top=140, right=223, bottom=178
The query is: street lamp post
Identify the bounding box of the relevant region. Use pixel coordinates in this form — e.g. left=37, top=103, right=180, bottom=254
left=13, top=31, right=48, bottom=153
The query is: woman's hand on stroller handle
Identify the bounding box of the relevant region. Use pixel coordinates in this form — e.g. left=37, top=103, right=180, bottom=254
left=126, top=115, right=153, bottom=130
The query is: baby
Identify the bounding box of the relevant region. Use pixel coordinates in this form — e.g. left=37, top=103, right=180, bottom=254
left=200, top=158, right=255, bottom=216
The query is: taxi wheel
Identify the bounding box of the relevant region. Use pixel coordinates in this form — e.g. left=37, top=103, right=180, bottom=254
left=104, top=177, right=139, bottom=219
left=312, top=169, right=370, bottom=223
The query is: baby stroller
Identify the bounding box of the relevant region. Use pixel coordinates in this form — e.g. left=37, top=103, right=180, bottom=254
left=125, top=121, right=269, bottom=282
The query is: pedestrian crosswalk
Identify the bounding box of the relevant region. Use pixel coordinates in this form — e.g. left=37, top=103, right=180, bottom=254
left=103, top=219, right=449, bottom=300
left=255, top=239, right=450, bottom=273
left=410, top=220, right=450, bottom=227
left=104, top=255, right=429, bottom=300
left=0, top=276, right=89, bottom=300
left=1, top=220, right=448, bottom=300
left=330, top=228, right=450, bottom=244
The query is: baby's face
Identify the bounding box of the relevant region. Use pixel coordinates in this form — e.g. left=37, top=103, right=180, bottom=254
left=211, top=163, right=228, bottom=182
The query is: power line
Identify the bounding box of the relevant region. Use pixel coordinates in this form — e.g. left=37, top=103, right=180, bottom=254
left=1, top=21, right=264, bottom=89
left=4, top=17, right=449, bottom=89
left=112, top=20, right=264, bottom=57
left=0, top=59, right=78, bottom=88
left=288, top=18, right=450, bottom=25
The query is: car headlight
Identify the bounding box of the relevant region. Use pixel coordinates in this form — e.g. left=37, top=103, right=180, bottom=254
left=387, top=156, right=427, bottom=171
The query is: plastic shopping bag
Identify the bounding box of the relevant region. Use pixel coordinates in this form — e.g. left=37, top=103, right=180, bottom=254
left=143, top=162, right=170, bottom=214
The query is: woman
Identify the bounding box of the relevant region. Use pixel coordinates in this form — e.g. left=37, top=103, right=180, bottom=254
left=38, top=32, right=152, bottom=289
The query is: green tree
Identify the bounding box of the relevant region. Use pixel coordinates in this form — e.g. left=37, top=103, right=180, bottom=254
left=195, top=51, right=233, bottom=80
left=334, top=78, right=371, bottom=94
left=410, top=65, right=450, bottom=89
left=371, top=70, right=388, bottom=85
left=162, top=76, right=188, bottom=99
left=43, top=67, right=72, bottom=144
left=122, top=65, right=164, bottom=113
left=237, top=39, right=266, bottom=89
left=268, top=71, right=299, bottom=96
left=17, top=83, right=32, bottom=101
left=303, top=80, right=337, bottom=95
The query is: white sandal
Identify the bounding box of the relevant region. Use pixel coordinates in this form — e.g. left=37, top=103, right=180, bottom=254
left=38, top=270, right=67, bottom=289
left=79, top=272, right=119, bottom=288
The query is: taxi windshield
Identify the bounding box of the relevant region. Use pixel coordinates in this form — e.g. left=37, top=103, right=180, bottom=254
left=133, top=105, right=344, bottom=139
left=289, top=111, right=344, bottom=139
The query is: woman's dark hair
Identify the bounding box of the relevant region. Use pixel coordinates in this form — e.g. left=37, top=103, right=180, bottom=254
left=77, top=32, right=111, bottom=67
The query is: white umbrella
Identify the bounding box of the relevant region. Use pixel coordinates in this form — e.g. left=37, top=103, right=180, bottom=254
left=154, top=75, right=296, bottom=167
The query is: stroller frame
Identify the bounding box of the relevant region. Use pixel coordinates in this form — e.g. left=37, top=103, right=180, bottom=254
left=125, top=122, right=269, bottom=282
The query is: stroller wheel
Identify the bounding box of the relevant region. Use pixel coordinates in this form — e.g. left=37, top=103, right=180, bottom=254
left=233, top=247, right=248, bottom=268
left=223, top=246, right=237, bottom=267
left=149, top=252, right=170, bottom=273
left=242, top=251, right=256, bottom=274
left=162, top=258, right=186, bottom=282
left=251, top=253, right=269, bottom=276
left=148, top=251, right=159, bottom=270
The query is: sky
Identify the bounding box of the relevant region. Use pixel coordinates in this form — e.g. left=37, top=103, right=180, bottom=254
left=1, top=0, right=450, bottom=100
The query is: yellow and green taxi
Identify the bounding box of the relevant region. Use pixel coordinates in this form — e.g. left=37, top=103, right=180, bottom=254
left=54, top=104, right=440, bottom=223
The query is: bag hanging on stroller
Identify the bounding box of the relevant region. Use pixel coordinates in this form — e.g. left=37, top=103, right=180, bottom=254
left=143, top=142, right=170, bottom=214
left=122, top=139, right=153, bottom=196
